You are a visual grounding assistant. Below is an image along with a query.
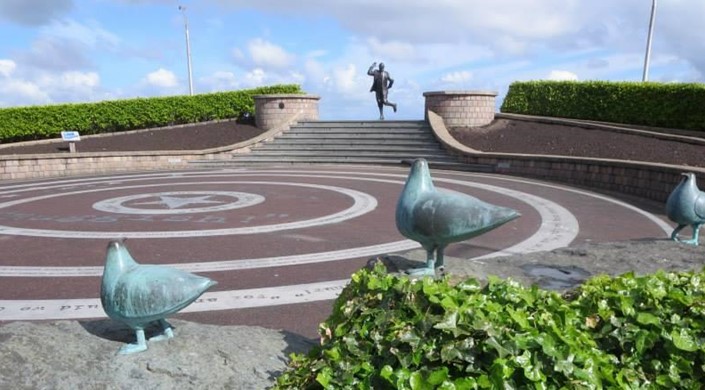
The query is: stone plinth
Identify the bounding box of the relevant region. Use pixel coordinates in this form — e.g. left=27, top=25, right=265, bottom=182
left=423, top=90, right=497, bottom=127
left=254, top=94, right=320, bottom=130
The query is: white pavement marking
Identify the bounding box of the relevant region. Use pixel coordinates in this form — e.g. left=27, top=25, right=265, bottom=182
left=0, top=279, right=350, bottom=321
left=0, top=174, right=577, bottom=277
left=0, top=167, right=670, bottom=320
left=93, top=191, right=265, bottom=215
left=0, top=181, right=377, bottom=238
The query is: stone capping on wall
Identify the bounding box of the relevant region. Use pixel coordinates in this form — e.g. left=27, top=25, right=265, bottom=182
left=427, top=110, right=705, bottom=203
left=423, top=90, right=498, bottom=128
left=254, top=94, right=320, bottom=130
left=0, top=112, right=301, bottom=182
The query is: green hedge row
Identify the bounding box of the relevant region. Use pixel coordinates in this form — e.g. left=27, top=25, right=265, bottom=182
left=275, top=262, right=705, bottom=389
left=500, top=81, right=705, bottom=132
left=0, top=84, right=303, bottom=143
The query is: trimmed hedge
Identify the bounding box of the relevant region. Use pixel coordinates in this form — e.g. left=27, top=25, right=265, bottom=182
left=275, top=262, right=705, bottom=389
left=0, top=84, right=304, bottom=143
left=500, top=81, right=705, bottom=132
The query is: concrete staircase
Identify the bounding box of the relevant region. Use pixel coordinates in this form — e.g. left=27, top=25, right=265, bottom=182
left=190, top=120, right=494, bottom=171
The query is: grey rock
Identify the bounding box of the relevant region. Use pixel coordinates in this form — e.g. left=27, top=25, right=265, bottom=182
left=0, top=319, right=315, bottom=390
left=384, top=239, right=705, bottom=291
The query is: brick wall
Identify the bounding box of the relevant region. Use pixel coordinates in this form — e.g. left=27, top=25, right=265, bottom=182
left=427, top=110, right=705, bottom=203
left=254, top=94, right=320, bottom=130
left=423, top=91, right=497, bottom=127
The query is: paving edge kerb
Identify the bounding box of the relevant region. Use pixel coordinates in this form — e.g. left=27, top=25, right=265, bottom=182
left=1, top=110, right=703, bottom=205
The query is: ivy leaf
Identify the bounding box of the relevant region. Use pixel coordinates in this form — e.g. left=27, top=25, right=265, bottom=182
left=671, top=329, right=699, bottom=352
left=636, top=312, right=660, bottom=326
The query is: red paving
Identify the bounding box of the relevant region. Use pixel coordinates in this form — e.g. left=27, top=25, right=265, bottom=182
left=0, top=165, right=671, bottom=339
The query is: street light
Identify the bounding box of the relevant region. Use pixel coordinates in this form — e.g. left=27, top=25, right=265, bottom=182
left=178, top=5, right=194, bottom=95
left=642, top=0, right=657, bottom=82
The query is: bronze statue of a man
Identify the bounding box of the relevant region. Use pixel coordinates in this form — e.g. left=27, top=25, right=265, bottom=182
left=368, top=62, right=397, bottom=120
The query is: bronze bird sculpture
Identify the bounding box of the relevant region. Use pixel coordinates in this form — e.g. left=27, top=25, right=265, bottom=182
left=666, top=172, right=705, bottom=246
left=396, top=159, right=520, bottom=276
left=100, top=240, right=217, bottom=354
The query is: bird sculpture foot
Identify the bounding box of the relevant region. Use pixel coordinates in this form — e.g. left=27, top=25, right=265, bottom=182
left=677, top=238, right=699, bottom=246
left=149, top=320, right=175, bottom=342
left=119, top=342, right=148, bottom=355
left=119, top=329, right=148, bottom=355
left=149, top=327, right=174, bottom=342
left=406, top=266, right=436, bottom=277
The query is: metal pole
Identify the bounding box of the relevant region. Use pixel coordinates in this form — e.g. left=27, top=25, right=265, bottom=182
left=642, top=0, right=657, bottom=82
left=179, top=5, right=194, bottom=95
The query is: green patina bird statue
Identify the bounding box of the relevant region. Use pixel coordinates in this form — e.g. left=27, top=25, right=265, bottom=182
left=100, top=240, right=217, bottom=354
left=396, top=159, right=521, bottom=276
left=666, top=172, right=705, bottom=246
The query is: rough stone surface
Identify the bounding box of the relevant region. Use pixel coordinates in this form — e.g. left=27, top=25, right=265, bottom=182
left=0, top=319, right=315, bottom=390
left=2, top=240, right=704, bottom=389
left=384, top=239, right=705, bottom=291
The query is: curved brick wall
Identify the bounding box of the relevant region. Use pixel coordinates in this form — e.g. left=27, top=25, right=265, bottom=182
left=423, top=90, right=497, bottom=127
left=254, top=94, right=320, bottom=130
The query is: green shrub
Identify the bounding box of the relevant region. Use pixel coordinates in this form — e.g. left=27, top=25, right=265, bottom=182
left=500, top=81, right=705, bottom=132
left=274, top=262, right=705, bottom=389
left=0, top=84, right=303, bottom=143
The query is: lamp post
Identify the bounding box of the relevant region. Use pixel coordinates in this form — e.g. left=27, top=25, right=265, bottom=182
left=642, top=0, right=657, bottom=82
left=178, top=5, right=194, bottom=95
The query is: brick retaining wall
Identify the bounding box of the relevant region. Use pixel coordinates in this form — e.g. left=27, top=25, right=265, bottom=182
left=427, top=110, right=705, bottom=203
left=423, top=91, right=497, bottom=127
left=254, top=94, right=320, bottom=130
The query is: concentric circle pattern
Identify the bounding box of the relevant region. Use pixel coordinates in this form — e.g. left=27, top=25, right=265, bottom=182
left=0, top=166, right=671, bottom=337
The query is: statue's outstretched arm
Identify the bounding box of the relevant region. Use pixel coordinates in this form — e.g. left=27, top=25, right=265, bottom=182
left=367, top=63, right=376, bottom=76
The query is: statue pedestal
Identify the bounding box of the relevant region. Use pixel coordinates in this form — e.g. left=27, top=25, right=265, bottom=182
left=253, top=94, right=320, bottom=130
left=423, top=90, right=497, bottom=127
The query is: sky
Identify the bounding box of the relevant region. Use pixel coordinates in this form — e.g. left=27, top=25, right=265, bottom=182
left=0, top=0, right=703, bottom=121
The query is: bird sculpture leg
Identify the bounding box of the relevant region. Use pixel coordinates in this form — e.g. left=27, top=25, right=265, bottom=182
left=671, top=224, right=686, bottom=242
left=119, top=328, right=148, bottom=355
left=406, top=246, right=437, bottom=277
left=149, top=319, right=175, bottom=342
left=680, top=223, right=702, bottom=246
left=436, top=247, right=446, bottom=274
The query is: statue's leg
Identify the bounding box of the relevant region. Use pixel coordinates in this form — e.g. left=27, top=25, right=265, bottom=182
left=384, top=100, right=397, bottom=113
left=671, top=224, right=686, bottom=241
left=378, top=102, right=384, bottom=120
left=149, top=319, right=175, bottom=342
left=119, top=328, right=148, bottom=355
left=406, top=246, right=436, bottom=277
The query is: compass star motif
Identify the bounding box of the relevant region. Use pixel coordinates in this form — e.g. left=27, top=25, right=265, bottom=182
left=132, top=195, right=225, bottom=209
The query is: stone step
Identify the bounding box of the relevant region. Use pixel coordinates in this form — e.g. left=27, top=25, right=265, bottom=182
left=257, top=139, right=436, bottom=146
left=294, top=120, right=427, bottom=129
left=276, top=133, right=436, bottom=140
left=254, top=144, right=443, bottom=152
left=239, top=150, right=453, bottom=158
left=191, top=158, right=494, bottom=172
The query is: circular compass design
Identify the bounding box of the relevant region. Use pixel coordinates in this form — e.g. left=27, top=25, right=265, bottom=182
left=92, top=191, right=265, bottom=215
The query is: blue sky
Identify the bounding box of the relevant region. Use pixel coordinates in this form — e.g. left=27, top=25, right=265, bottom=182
left=0, top=0, right=703, bottom=120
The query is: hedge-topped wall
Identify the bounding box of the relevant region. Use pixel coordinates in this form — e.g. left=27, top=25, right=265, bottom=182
left=500, top=81, right=705, bottom=132
left=0, top=84, right=304, bottom=143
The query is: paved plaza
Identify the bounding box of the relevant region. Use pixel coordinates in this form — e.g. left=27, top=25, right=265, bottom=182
left=0, top=165, right=672, bottom=338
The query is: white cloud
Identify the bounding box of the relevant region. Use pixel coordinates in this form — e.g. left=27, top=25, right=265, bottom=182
left=546, top=70, right=579, bottom=81
left=243, top=68, right=267, bottom=86
left=0, top=60, right=17, bottom=78
left=145, top=68, right=178, bottom=88
left=246, top=38, right=294, bottom=69
left=40, top=19, right=120, bottom=49
left=440, top=71, right=473, bottom=84
left=0, top=79, right=51, bottom=106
